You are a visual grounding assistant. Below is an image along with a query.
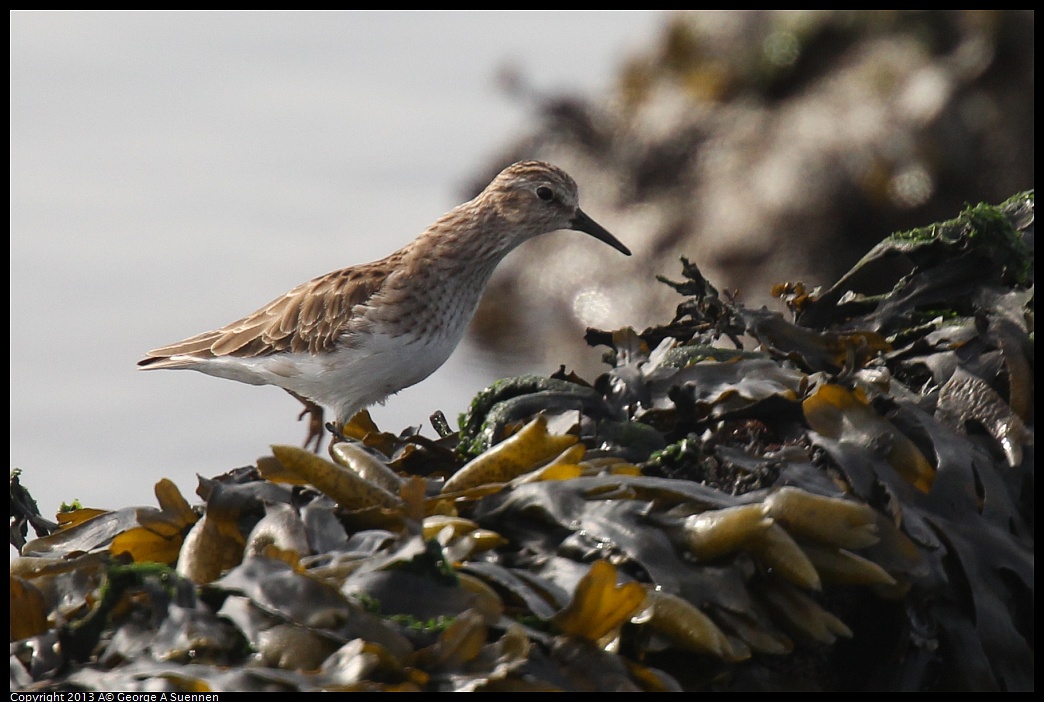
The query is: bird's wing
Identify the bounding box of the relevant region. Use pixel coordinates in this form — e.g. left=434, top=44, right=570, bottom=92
left=138, top=260, right=395, bottom=367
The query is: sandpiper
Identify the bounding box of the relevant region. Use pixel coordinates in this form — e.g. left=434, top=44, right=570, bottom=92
left=139, top=160, right=630, bottom=448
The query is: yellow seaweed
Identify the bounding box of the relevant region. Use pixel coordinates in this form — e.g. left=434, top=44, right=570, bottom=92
left=803, top=383, right=936, bottom=492
left=175, top=511, right=245, bottom=584
left=425, top=610, right=488, bottom=669
left=639, top=589, right=740, bottom=660
left=245, top=502, right=310, bottom=560
left=110, top=480, right=200, bottom=566
left=760, top=583, right=853, bottom=644
left=442, top=415, right=579, bottom=494
left=801, top=543, right=897, bottom=586
left=552, top=560, right=646, bottom=642
left=422, top=515, right=480, bottom=541
left=682, top=503, right=774, bottom=560
left=749, top=523, right=822, bottom=591
left=272, top=445, right=403, bottom=511
left=712, top=609, right=794, bottom=656
left=762, top=486, right=879, bottom=550
left=10, top=576, right=49, bottom=641
left=330, top=441, right=404, bottom=494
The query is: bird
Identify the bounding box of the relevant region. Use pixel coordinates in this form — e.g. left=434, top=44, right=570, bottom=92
left=138, top=160, right=631, bottom=449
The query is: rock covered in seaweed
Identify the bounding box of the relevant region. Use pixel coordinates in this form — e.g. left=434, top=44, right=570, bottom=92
left=10, top=192, right=1033, bottom=691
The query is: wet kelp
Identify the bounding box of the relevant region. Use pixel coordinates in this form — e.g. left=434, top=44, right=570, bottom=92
left=11, top=192, right=1033, bottom=691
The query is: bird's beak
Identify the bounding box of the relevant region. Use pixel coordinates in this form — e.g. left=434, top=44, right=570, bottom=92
left=570, top=208, right=631, bottom=256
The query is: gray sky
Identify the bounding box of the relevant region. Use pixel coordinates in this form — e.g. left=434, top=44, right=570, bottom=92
left=10, top=11, right=665, bottom=521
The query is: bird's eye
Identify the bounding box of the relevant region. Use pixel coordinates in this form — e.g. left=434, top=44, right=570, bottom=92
left=536, top=186, right=555, bottom=202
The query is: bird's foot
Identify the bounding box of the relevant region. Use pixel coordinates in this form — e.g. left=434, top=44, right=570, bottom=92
left=287, top=391, right=325, bottom=452
left=298, top=404, right=326, bottom=453
left=325, top=421, right=348, bottom=444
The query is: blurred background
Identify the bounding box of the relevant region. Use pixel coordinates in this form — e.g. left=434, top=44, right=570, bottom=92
left=10, top=11, right=1034, bottom=521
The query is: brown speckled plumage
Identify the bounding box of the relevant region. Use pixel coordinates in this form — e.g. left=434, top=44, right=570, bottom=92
left=139, top=161, right=630, bottom=441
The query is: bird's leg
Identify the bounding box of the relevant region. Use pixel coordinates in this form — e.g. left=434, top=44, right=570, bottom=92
left=286, top=390, right=325, bottom=452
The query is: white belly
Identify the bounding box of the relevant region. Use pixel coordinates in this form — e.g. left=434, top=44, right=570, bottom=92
left=179, top=327, right=464, bottom=424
